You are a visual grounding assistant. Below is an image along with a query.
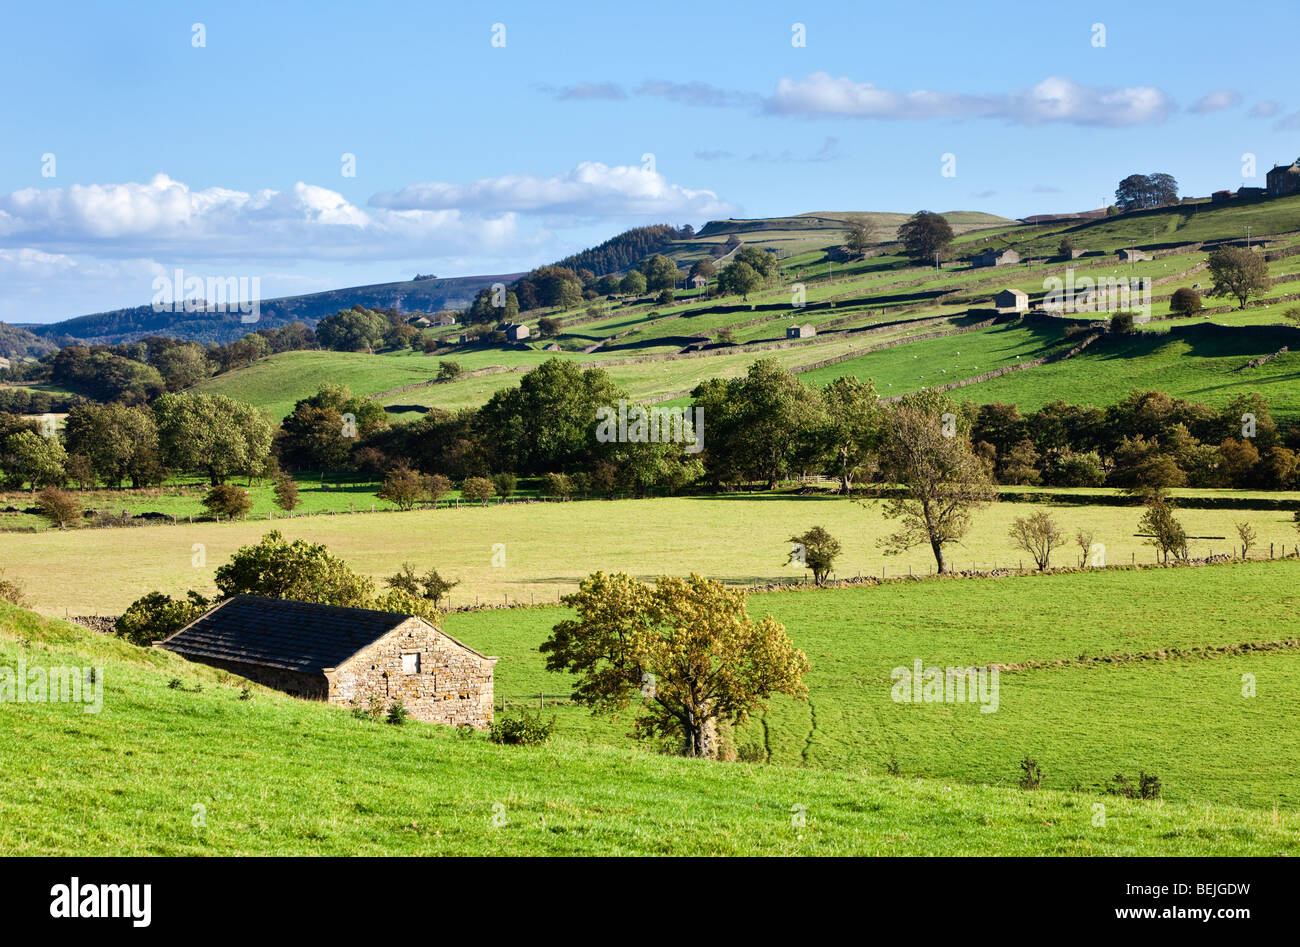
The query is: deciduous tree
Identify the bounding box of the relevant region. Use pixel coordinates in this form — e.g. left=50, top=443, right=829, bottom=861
left=542, top=572, right=809, bottom=758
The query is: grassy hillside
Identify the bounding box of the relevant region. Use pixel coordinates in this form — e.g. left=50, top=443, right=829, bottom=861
left=954, top=330, right=1300, bottom=416
left=186, top=194, right=1300, bottom=430
left=1006, top=194, right=1300, bottom=257
left=447, top=560, right=1300, bottom=809
left=2, top=594, right=1296, bottom=855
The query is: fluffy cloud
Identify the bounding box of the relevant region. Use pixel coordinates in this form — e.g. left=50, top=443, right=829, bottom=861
left=1190, top=89, right=1242, bottom=113
left=0, top=173, right=528, bottom=262
left=764, top=73, right=1173, bottom=126
left=1250, top=100, right=1281, bottom=118
left=369, top=162, right=737, bottom=218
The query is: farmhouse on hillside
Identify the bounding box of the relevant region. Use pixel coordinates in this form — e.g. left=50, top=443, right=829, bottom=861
left=786, top=323, right=816, bottom=339
left=432, top=313, right=458, bottom=327
left=158, top=595, right=498, bottom=728
left=1267, top=159, right=1300, bottom=197
left=994, top=288, right=1029, bottom=313
left=690, top=274, right=708, bottom=289
left=972, top=248, right=1020, bottom=267
left=503, top=323, right=530, bottom=341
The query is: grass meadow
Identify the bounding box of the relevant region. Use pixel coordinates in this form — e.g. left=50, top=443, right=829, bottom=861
left=445, top=560, right=1300, bottom=809
left=2, top=494, right=1297, bottom=615
left=2, top=581, right=1296, bottom=856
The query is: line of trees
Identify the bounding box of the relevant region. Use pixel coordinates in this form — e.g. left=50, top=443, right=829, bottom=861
left=0, top=392, right=274, bottom=491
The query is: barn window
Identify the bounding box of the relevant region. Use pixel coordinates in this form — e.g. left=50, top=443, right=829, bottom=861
left=402, top=652, right=421, bottom=675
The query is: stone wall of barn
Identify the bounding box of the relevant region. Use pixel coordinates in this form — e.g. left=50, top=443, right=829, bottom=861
left=325, top=618, right=496, bottom=729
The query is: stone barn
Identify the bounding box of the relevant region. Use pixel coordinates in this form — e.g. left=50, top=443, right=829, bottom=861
left=786, top=323, right=816, bottom=339
left=1119, top=248, right=1152, bottom=263
left=993, top=288, right=1029, bottom=313
left=158, top=595, right=497, bottom=728
left=972, top=248, right=1020, bottom=267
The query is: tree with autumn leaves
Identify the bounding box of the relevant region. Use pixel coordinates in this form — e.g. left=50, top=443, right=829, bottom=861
left=542, top=572, right=809, bottom=759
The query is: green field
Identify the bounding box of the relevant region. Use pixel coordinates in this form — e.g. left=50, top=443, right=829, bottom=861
left=2, top=562, right=1297, bottom=855
left=3, top=494, right=1296, bottom=616
left=957, top=330, right=1300, bottom=416
left=5, top=561, right=1294, bottom=858
left=445, top=561, right=1300, bottom=809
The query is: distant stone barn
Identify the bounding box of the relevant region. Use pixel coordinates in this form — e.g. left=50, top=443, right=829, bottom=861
left=158, top=596, right=497, bottom=728
left=993, top=288, right=1029, bottom=313
left=972, top=248, right=1020, bottom=267
left=786, top=323, right=816, bottom=339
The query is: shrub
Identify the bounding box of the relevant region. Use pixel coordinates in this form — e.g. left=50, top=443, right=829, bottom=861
left=377, top=465, right=440, bottom=511
left=489, top=709, right=556, bottom=746
left=35, top=486, right=80, bottom=529
left=272, top=474, right=300, bottom=512
left=1109, top=311, right=1136, bottom=334
left=460, top=476, right=495, bottom=506
left=352, top=696, right=385, bottom=721
left=436, top=361, right=462, bottom=382
left=386, top=700, right=409, bottom=725
left=0, top=569, right=27, bottom=607
left=1107, top=772, right=1162, bottom=800
left=202, top=483, right=252, bottom=520
left=491, top=472, right=517, bottom=498
left=1019, top=756, right=1043, bottom=790
left=115, top=591, right=211, bottom=646
left=1169, top=287, right=1202, bottom=317
left=541, top=472, right=573, bottom=499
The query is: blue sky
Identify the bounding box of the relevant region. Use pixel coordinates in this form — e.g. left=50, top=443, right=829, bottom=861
left=2, top=0, right=1297, bottom=322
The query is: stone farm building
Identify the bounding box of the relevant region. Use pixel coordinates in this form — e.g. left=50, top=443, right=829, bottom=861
left=1119, top=248, right=1152, bottom=262
left=1267, top=159, right=1300, bottom=197
left=994, top=288, right=1029, bottom=313
left=786, top=323, right=816, bottom=339
left=158, top=595, right=497, bottom=728
left=503, top=323, right=530, bottom=341
left=972, top=248, right=1020, bottom=267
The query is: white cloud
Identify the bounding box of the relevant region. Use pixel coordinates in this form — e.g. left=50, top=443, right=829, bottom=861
left=764, top=73, right=1172, bottom=126
left=0, top=173, right=531, bottom=263
left=369, top=162, right=738, bottom=218
left=1190, top=89, right=1241, bottom=113
left=1250, top=100, right=1281, bottom=118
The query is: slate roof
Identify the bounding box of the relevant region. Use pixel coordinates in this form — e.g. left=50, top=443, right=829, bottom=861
left=158, top=595, right=419, bottom=674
